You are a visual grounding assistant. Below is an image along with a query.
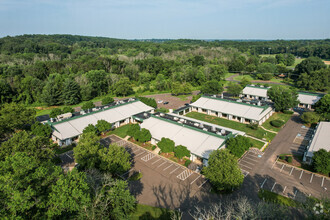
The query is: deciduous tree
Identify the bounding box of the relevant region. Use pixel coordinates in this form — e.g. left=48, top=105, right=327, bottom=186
left=203, top=149, right=244, bottom=192
left=157, top=137, right=175, bottom=153
left=267, top=86, right=299, bottom=112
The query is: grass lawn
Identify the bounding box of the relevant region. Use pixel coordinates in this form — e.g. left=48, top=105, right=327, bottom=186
left=186, top=112, right=276, bottom=141
left=258, top=189, right=299, bottom=207
left=233, top=74, right=255, bottom=81
left=106, top=124, right=130, bottom=138
left=130, top=204, right=175, bottom=220
left=263, top=112, right=293, bottom=132
left=248, top=138, right=265, bottom=149
left=287, top=57, right=305, bottom=68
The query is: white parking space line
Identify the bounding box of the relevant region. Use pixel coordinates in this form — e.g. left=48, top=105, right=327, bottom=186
left=299, top=170, right=304, bottom=179
left=135, top=151, right=146, bottom=157
left=271, top=182, right=276, bottom=192
left=240, top=160, right=255, bottom=166
left=152, top=158, right=162, bottom=165
left=261, top=179, right=267, bottom=189
left=141, top=153, right=156, bottom=162
left=239, top=164, right=252, bottom=170
left=289, top=167, right=294, bottom=175
left=243, top=157, right=258, bottom=163
left=322, top=177, right=325, bottom=187
left=283, top=186, right=287, bottom=194
left=271, top=160, right=277, bottom=169
left=170, top=166, right=181, bottom=174
left=246, top=153, right=259, bottom=159
left=293, top=190, right=298, bottom=199
left=177, top=169, right=193, bottom=181
left=280, top=164, right=285, bottom=172
left=198, top=180, right=208, bottom=188
left=163, top=164, right=173, bottom=171
left=66, top=153, right=72, bottom=159
left=190, top=175, right=201, bottom=185
left=132, top=148, right=141, bottom=153
left=310, top=174, right=314, bottom=183
left=157, top=161, right=167, bottom=168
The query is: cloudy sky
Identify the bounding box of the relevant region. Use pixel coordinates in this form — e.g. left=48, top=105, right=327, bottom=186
left=0, top=0, right=329, bottom=39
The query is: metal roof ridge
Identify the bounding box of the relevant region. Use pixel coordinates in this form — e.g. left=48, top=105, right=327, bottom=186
left=51, top=99, right=140, bottom=126
left=149, top=115, right=228, bottom=139
left=200, top=95, right=268, bottom=109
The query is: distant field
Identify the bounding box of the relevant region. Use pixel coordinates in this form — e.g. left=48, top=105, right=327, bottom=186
left=259, top=54, right=304, bottom=68
left=323, top=60, right=330, bottom=65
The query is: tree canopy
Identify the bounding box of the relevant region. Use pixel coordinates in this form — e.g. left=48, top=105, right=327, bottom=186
left=226, top=135, right=253, bottom=158
left=203, top=149, right=244, bottom=192
left=200, top=80, right=224, bottom=95
left=174, top=145, right=190, bottom=159
left=157, top=137, right=175, bottom=153
left=267, top=86, right=299, bottom=112
left=312, top=149, right=330, bottom=176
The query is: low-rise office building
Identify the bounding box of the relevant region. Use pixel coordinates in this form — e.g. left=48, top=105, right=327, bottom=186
left=241, top=85, right=324, bottom=109
left=303, top=121, right=330, bottom=164
left=139, top=112, right=244, bottom=166
left=186, top=96, right=273, bottom=125
left=51, top=99, right=154, bottom=146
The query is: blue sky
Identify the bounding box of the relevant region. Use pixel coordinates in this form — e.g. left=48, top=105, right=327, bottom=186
left=0, top=0, right=329, bottom=39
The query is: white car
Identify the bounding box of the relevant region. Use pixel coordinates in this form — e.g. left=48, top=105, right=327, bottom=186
left=157, top=100, right=163, bottom=104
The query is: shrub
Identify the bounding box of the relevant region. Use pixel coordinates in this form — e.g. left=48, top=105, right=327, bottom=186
left=136, top=96, right=157, bottom=108
left=157, top=138, right=175, bottom=153
left=226, top=135, right=253, bottom=158
left=62, top=106, right=74, bottom=114
left=287, top=156, right=293, bottom=163
left=174, top=145, right=190, bottom=159
left=82, top=101, right=95, bottom=111
left=156, top=107, right=169, bottom=113
left=101, top=96, right=114, bottom=105
left=283, top=110, right=294, bottom=114
left=270, top=120, right=284, bottom=128
left=247, top=122, right=258, bottom=130
left=301, top=112, right=320, bottom=124
left=152, top=145, right=156, bottom=150
left=184, top=160, right=192, bottom=167
left=49, top=108, right=63, bottom=118
left=279, top=155, right=286, bottom=160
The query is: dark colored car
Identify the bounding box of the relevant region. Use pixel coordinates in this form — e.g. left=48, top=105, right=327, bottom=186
left=164, top=101, right=169, bottom=105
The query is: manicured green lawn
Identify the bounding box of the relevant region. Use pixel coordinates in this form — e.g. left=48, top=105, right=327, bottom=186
left=258, top=189, right=299, bottom=207
left=263, top=112, right=293, bottom=132
left=233, top=74, right=255, bottom=81
left=107, top=124, right=130, bottom=138
left=186, top=112, right=276, bottom=141
left=130, top=204, right=175, bottom=220
left=287, top=57, right=305, bottom=68
left=248, top=138, right=265, bottom=149
left=224, top=72, right=238, bottom=78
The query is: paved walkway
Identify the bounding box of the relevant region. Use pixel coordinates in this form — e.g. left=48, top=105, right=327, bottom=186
left=260, top=125, right=278, bottom=134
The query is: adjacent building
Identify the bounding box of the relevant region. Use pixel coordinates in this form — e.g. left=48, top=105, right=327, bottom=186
left=297, top=92, right=323, bottom=109
left=51, top=99, right=154, bottom=146
left=186, top=96, right=273, bottom=125
left=303, top=122, right=330, bottom=164
left=139, top=112, right=244, bottom=165
left=241, top=85, right=324, bottom=110
left=241, top=85, right=269, bottom=101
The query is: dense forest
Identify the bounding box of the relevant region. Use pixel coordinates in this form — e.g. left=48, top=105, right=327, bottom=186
left=0, top=34, right=329, bottom=107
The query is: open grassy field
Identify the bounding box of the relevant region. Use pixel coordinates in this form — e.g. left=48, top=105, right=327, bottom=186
left=185, top=112, right=276, bottom=141
left=263, top=112, right=293, bottom=132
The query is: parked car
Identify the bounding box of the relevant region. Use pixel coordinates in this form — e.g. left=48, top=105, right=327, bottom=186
left=157, top=100, right=163, bottom=104
left=164, top=101, right=169, bottom=105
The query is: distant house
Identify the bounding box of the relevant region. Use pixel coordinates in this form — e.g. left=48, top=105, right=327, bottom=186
left=185, top=95, right=273, bottom=125
left=303, top=122, right=330, bottom=164
left=50, top=99, right=154, bottom=146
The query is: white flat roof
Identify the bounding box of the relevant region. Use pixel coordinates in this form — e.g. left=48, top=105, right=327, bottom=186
left=140, top=116, right=226, bottom=159
left=298, top=93, right=323, bottom=105
left=190, top=96, right=272, bottom=121
left=242, top=86, right=269, bottom=98
left=306, top=122, right=330, bottom=158
left=168, top=113, right=246, bottom=136
left=52, top=101, right=154, bottom=140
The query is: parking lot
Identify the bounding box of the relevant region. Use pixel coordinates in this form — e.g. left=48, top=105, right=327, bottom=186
left=268, top=160, right=330, bottom=200
left=239, top=148, right=264, bottom=177
left=290, top=125, right=314, bottom=156
left=102, top=135, right=210, bottom=192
